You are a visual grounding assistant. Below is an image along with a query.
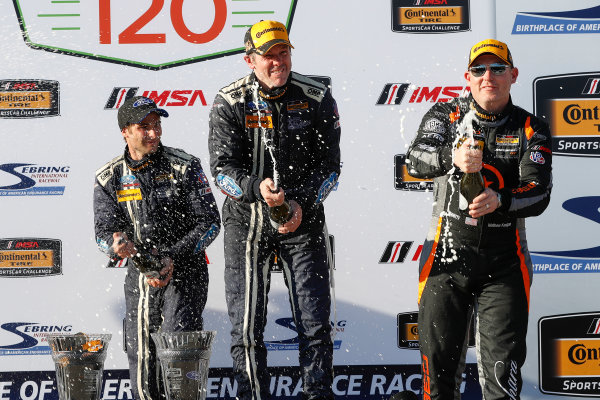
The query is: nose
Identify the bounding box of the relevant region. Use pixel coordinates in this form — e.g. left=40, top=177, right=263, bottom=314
left=272, top=53, right=285, bottom=64
left=144, top=127, right=160, bottom=140
left=482, top=67, right=495, bottom=79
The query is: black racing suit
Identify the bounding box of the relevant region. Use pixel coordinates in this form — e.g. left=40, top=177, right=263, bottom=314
left=208, top=72, right=341, bottom=400
left=406, top=95, right=552, bottom=400
left=94, top=144, right=220, bottom=400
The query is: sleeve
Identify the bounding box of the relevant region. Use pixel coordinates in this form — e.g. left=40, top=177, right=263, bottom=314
left=208, top=92, right=263, bottom=203
left=406, top=103, right=456, bottom=179
left=163, top=158, right=221, bottom=257
left=285, top=89, right=342, bottom=209
left=501, top=116, right=553, bottom=218
left=93, top=173, right=130, bottom=258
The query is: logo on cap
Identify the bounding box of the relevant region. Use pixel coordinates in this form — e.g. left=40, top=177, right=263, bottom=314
left=133, top=98, right=154, bottom=107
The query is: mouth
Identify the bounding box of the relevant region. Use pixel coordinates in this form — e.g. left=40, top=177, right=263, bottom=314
left=270, top=66, right=286, bottom=75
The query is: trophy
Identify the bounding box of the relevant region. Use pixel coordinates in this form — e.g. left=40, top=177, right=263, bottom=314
left=254, top=82, right=293, bottom=229
left=47, top=333, right=112, bottom=400
left=152, top=331, right=216, bottom=400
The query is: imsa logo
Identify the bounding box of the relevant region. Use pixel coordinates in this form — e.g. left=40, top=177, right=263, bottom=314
left=105, top=87, right=208, bottom=109
left=377, top=83, right=469, bottom=105
left=376, top=83, right=410, bottom=105
left=379, top=241, right=422, bottom=264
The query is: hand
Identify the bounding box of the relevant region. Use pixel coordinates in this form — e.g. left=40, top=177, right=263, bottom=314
left=147, top=256, right=173, bottom=288
left=468, top=188, right=500, bottom=218
left=112, top=232, right=136, bottom=258
left=278, top=200, right=302, bottom=234
left=260, top=178, right=285, bottom=207
left=454, top=138, right=482, bottom=173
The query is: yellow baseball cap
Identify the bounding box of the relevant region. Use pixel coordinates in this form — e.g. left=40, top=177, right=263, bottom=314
left=244, top=20, right=294, bottom=55
left=468, top=39, right=513, bottom=67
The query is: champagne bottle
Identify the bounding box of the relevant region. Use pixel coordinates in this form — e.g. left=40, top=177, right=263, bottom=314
left=458, top=138, right=484, bottom=211
left=270, top=200, right=293, bottom=226
left=459, top=171, right=484, bottom=210
left=131, top=245, right=163, bottom=279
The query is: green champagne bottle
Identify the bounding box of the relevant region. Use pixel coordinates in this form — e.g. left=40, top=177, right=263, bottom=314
left=459, top=171, right=484, bottom=210
left=269, top=199, right=293, bottom=227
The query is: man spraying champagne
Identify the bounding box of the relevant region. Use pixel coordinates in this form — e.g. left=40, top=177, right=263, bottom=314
left=406, top=39, right=553, bottom=399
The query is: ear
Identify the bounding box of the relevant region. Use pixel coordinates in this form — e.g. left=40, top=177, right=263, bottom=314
left=510, top=67, right=519, bottom=84
left=121, top=127, right=128, bottom=140
left=244, top=54, right=255, bottom=70
left=464, top=71, right=471, bottom=83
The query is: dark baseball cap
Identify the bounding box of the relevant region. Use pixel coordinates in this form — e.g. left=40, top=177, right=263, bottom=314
left=117, top=96, right=169, bottom=130
left=244, top=20, right=294, bottom=55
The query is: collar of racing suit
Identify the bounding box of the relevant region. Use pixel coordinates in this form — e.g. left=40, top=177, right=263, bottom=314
left=123, top=143, right=164, bottom=171
left=252, top=72, right=290, bottom=100
left=469, top=94, right=513, bottom=126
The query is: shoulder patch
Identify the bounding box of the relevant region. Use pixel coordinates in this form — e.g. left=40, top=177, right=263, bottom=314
left=290, top=72, right=326, bottom=101
left=164, top=146, right=194, bottom=162
left=95, top=154, right=123, bottom=187
left=220, top=75, right=253, bottom=104
left=216, top=173, right=243, bottom=199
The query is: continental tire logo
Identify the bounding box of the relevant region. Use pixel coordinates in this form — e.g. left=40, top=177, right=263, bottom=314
left=256, top=27, right=285, bottom=38
left=567, top=343, right=600, bottom=365
left=562, top=103, right=599, bottom=125
left=534, top=72, right=600, bottom=157
left=0, top=238, right=62, bottom=277
left=397, top=312, right=420, bottom=349
left=394, top=154, right=433, bottom=191
left=403, top=8, right=457, bottom=20
left=0, top=80, right=59, bottom=119
left=391, top=0, right=470, bottom=33
left=539, top=312, right=600, bottom=396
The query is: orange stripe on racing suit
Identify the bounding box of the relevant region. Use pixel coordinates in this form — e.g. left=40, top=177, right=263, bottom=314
left=418, top=217, right=443, bottom=304
left=515, top=228, right=531, bottom=310
left=524, top=116, right=534, bottom=141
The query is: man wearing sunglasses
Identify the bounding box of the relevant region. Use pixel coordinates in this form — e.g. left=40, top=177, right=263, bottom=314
left=406, top=39, right=553, bottom=399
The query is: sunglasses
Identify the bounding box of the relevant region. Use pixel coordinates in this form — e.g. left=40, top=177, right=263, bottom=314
left=468, top=63, right=510, bottom=77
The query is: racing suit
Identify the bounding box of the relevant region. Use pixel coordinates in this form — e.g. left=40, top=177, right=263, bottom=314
left=94, top=144, right=220, bottom=400
left=208, top=71, right=341, bottom=400
left=406, top=94, right=552, bottom=400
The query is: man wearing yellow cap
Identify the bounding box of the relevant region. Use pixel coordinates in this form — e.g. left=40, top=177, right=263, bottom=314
left=406, top=39, right=553, bottom=399
left=209, top=20, right=341, bottom=400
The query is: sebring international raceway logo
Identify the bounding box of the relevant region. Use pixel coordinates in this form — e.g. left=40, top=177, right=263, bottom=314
left=0, top=322, right=72, bottom=356
left=513, top=5, right=600, bottom=34
left=265, top=318, right=344, bottom=351
left=0, top=163, right=70, bottom=196
left=531, top=197, right=600, bottom=273
left=12, top=0, right=297, bottom=70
